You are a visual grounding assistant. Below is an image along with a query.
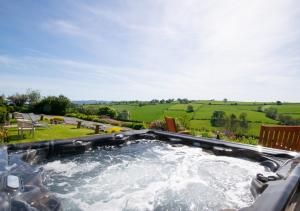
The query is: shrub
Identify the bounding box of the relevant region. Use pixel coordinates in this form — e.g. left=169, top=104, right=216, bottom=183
left=119, top=122, right=146, bottom=130
left=117, top=110, right=130, bottom=120
left=120, top=122, right=133, bottom=128
left=227, top=114, right=239, bottom=133
left=186, top=105, right=194, bottom=113
left=52, top=116, right=65, bottom=121
left=278, top=114, right=300, bottom=125
left=0, top=106, right=7, bottom=124
left=131, top=123, right=146, bottom=130
left=34, top=95, right=71, bottom=115
left=105, top=127, right=122, bottom=134
left=210, top=111, right=227, bottom=127
left=98, top=118, right=121, bottom=126
left=50, top=116, right=65, bottom=124
left=8, top=94, right=28, bottom=107
left=177, top=114, right=190, bottom=129
left=26, top=89, right=41, bottom=106
left=149, top=120, right=166, bottom=130
left=265, top=107, right=278, bottom=120
left=257, top=106, right=263, bottom=112
left=199, top=131, right=215, bottom=138
left=98, top=107, right=117, bottom=118
left=66, top=113, right=82, bottom=118
left=77, top=106, right=98, bottom=115
left=238, top=112, right=249, bottom=135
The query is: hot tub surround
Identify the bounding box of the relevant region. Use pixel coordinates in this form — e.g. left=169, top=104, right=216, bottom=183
left=0, top=146, right=61, bottom=210
left=1, top=130, right=300, bottom=211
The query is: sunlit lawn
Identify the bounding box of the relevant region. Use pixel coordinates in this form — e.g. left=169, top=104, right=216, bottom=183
left=6, top=124, right=96, bottom=144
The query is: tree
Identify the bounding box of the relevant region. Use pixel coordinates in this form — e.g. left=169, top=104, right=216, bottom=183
left=186, top=105, right=194, bottom=113
left=0, top=106, right=8, bottom=123
left=98, top=106, right=117, bottom=118
left=210, top=111, right=227, bottom=127
left=278, top=114, right=300, bottom=125
left=150, top=99, right=159, bottom=104
left=8, top=93, right=28, bottom=107
left=257, top=106, right=263, bottom=112
left=265, top=107, right=278, bottom=120
left=166, top=99, right=174, bottom=103
left=227, top=114, right=239, bottom=132
left=0, top=95, right=5, bottom=105
left=34, top=95, right=71, bottom=115
left=177, top=98, right=189, bottom=104
left=117, top=110, right=130, bottom=120
left=276, top=101, right=282, bottom=105
left=239, top=112, right=249, bottom=134
left=26, top=89, right=41, bottom=106
left=223, top=98, right=228, bottom=103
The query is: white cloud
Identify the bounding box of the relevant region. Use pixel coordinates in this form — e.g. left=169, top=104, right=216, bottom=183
left=1, top=0, right=300, bottom=101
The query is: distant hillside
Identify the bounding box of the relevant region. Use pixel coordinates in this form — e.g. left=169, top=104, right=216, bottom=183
left=83, top=100, right=300, bottom=136
left=72, top=100, right=111, bottom=105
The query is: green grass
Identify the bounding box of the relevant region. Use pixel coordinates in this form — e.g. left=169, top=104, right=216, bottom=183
left=82, top=102, right=300, bottom=137
left=130, top=104, right=172, bottom=122
left=6, top=124, right=95, bottom=144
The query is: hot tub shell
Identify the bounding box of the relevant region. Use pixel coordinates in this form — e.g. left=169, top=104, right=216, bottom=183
left=1, top=129, right=300, bottom=211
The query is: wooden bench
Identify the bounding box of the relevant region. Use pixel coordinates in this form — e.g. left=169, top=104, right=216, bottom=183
left=17, top=119, right=35, bottom=137
left=259, top=125, right=300, bottom=151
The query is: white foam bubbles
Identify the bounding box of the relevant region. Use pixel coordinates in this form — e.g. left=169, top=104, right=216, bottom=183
left=42, top=141, right=268, bottom=211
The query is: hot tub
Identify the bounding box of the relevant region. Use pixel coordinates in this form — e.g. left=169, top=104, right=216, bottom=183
left=1, top=130, right=300, bottom=211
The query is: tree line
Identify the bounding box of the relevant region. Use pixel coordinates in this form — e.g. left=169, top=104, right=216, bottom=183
left=259, top=106, right=300, bottom=125
left=1, top=90, right=72, bottom=116
left=210, top=111, right=249, bottom=135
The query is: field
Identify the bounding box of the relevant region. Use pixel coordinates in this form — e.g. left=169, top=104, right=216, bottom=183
left=83, top=101, right=300, bottom=136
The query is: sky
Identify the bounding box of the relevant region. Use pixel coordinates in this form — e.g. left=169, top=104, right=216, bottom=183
left=0, top=0, right=300, bottom=101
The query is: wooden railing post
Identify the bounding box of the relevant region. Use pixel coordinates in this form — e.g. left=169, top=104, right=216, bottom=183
left=77, top=121, right=82, bottom=129
left=95, top=125, right=100, bottom=134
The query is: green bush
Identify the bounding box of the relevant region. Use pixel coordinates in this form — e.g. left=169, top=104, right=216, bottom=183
left=0, top=106, right=7, bottom=124
left=120, top=122, right=133, bottom=128
left=186, top=105, right=194, bottom=113
left=264, top=107, right=278, bottom=120
left=117, top=110, right=130, bottom=120
left=51, top=116, right=65, bottom=122
left=210, top=111, right=227, bottom=127
left=98, top=107, right=117, bottom=118
left=149, top=120, right=166, bottom=130
left=66, top=113, right=78, bottom=118
left=77, top=106, right=98, bottom=115
left=34, top=95, right=71, bottom=115
left=131, top=123, right=146, bottom=130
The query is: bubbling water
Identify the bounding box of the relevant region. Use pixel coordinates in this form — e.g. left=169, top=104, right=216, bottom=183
left=42, top=140, right=268, bottom=211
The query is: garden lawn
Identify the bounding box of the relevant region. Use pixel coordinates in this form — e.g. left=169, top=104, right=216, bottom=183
left=6, top=124, right=95, bottom=144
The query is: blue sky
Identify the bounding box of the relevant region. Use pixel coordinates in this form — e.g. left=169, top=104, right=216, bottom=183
left=0, top=0, right=300, bottom=101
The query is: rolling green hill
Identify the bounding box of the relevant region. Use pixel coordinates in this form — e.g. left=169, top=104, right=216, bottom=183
left=83, top=101, right=300, bottom=136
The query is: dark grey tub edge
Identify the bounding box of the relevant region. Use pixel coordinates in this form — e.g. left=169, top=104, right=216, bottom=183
left=3, top=129, right=300, bottom=211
